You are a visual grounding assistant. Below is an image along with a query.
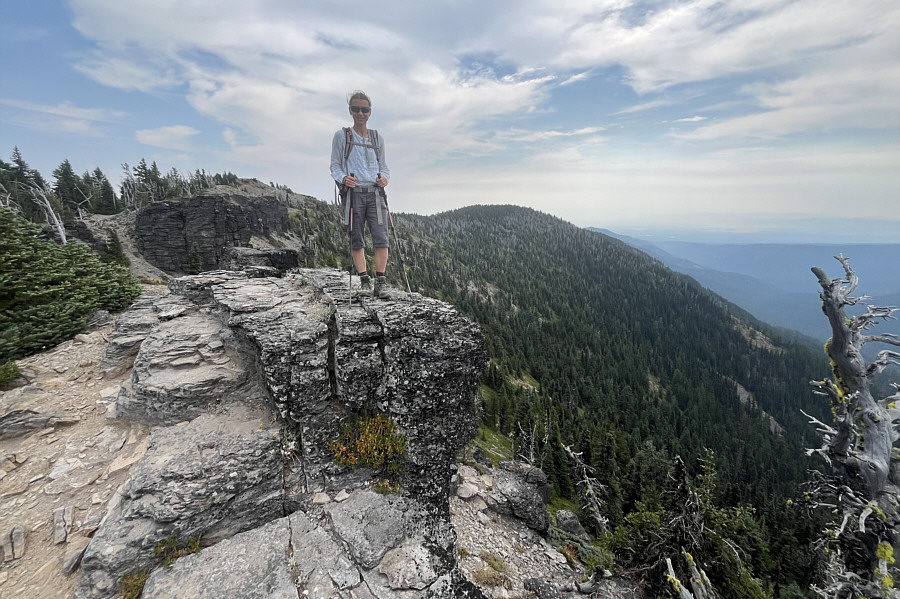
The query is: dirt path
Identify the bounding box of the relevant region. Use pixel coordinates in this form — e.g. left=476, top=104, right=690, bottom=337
left=0, top=311, right=153, bottom=598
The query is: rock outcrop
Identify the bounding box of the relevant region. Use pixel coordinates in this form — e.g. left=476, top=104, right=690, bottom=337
left=134, top=194, right=291, bottom=274
left=75, top=267, right=489, bottom=599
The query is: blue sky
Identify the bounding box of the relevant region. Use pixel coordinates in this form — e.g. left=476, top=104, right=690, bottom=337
left=1, top=0, right=898, bottom=241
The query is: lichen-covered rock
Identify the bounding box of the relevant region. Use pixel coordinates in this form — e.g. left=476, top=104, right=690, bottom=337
left=140, top=515, right=298, bottom=599
left=554, top=510, right=588, bottom=540
left=76, top=268, right=488, bottom=599
left=325, top=490, right=412, bottom=569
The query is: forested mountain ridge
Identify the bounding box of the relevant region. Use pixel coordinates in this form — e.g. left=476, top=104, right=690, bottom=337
left=395, top=205, right=828, bottom=493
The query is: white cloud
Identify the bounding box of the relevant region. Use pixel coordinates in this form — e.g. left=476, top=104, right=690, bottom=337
left=27, top=0, right=895, bottom=226
left=0, top=98, right=122, bottom=135
left=136, top=125, right=201, bottom=150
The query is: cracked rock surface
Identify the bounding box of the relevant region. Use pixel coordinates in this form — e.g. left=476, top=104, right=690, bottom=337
left=70, top=268, right=490, bottom=599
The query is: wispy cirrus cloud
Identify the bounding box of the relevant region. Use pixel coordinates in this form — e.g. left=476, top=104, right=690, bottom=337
left=4, top=0, right=895, bottom=230
left=0, top=98, right=123, bottom=135
left=136, top=125, right=201, bottom=150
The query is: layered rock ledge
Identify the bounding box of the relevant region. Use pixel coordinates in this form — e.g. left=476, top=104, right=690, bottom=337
left=75, top=268, right=487, bottom=599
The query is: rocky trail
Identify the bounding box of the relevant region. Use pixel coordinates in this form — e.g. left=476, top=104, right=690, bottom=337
left=0, top=314, right=154, bottom=598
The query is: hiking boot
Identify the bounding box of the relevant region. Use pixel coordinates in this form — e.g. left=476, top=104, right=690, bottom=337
left=359, top=274, right=372, bottom=295
left=373, top=275, right=389, bottom=299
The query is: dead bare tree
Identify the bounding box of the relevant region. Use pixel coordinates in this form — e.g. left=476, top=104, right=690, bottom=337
left=804, top=255, right=900, bottom=597
left=26, top=183, right=66, bottom=244
left=0, top=181, right=14, bottom=210
left=120, top=164, right=137, bottom=210
left=517, top=418, right=549, bottom=468
left=562, top=444, right=608, bottom=534
left=74, top=185, right=94, bottom=220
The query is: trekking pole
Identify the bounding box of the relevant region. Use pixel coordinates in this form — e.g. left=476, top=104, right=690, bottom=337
left=379, top=173, right=412, bottom=293
left=346, top=173, right=355, bottom=308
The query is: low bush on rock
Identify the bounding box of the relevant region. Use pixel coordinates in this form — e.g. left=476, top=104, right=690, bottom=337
left=329, top=414, right=406, bottom=474
left=0, top=360, right=19, bottom=388
left=121, top=569, right=150, bottom=599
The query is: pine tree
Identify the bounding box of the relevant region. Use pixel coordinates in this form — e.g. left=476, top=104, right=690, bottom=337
left=102, top=228, right=129, bottom=267
left=92, top=167, right=119, bottom=214
left=185, top=241, right=203, bottom=274
left=52, top=159, right=81, bottom=218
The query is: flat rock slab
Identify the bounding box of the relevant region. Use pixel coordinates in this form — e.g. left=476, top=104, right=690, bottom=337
left=141, top=515, right=298, bottom=599
left=75, top=403, right=283, bottom=599
left=115, top=312, right=253, bottom=424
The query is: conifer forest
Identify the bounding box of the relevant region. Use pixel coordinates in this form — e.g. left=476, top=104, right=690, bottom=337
left=5, top=149, right=900, bottom=598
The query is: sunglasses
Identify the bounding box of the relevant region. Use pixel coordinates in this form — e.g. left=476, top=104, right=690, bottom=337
left=350, top=106, right=371, bottom=114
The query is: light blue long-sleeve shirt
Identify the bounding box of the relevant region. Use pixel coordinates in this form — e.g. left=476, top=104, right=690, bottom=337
left=330, top=128, right=390, bottom=187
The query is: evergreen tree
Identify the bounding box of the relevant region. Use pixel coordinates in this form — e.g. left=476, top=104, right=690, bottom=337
left=52, top=159, right=81, bottom=218
left=102, top=228, right=130, bottom=267
left=0, top=208, right=141, bottom=362
left=92, top=167, right=119, bottom=214
left=185, top=241, right=203, bottom=274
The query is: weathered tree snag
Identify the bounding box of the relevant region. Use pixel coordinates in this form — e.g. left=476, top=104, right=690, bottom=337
left=666, top=553, right=718, bottom=599
left=562, top=444, right=608, bottom=535
left=806, top=255, right=900, bottom=597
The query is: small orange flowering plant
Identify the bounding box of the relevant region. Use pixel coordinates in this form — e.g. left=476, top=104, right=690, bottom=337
left=329, top=414, right=407, bottom=476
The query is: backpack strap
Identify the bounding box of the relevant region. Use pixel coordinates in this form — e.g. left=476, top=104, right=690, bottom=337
left=343, top=127, right=353, bottom=164
left=342, top=127, right=381, bottom=171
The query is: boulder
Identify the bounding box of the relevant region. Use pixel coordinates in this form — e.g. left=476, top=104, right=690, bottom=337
left=488, top=461, right=552, bottom=533
left=554, top=509, right=589, bottom=540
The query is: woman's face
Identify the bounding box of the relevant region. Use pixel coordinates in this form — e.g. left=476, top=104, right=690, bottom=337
left=350, top=98, right=371, bottom=127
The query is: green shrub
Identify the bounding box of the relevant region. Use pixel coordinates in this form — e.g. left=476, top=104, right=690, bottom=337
left=154, top=533, right=202, bottom=567
left=374, top=478, right=401, bottom=495
left=479, top=550, right=507, bottom=573
left=0, top=208, right=141, bottom=362
left=0, top=360, right=19, bottom=388
left=121, top=569, right=150, bottom=599
left=470, top=567, right=511, bottom=589
left=102, top=228, right=130, bottom=267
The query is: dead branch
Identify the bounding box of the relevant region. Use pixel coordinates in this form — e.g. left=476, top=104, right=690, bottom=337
left=562, top=444, right=609, bottom=534
left=26, top=183, right=66, bottom=244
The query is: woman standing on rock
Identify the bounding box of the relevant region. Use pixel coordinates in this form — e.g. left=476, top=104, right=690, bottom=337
left=330, top=90, right=391, bottom=299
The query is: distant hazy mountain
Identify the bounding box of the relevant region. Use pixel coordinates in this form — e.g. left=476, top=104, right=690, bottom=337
left=596, top=228, right=900, bottom=345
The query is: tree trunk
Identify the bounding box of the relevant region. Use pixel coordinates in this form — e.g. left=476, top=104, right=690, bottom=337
left=807, top=255, right=900, bottom=597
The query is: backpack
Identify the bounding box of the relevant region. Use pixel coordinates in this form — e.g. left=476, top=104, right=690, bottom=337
left=336, top=127, right=382, bottom=206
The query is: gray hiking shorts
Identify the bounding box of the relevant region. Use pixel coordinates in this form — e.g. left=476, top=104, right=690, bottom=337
left=348, top=189, right=389, bottom=250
